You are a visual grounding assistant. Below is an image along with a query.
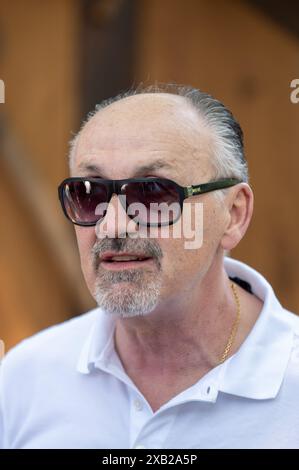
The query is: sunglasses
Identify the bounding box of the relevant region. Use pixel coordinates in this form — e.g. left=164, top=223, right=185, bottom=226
left=58, top=177, right=241, bottom=227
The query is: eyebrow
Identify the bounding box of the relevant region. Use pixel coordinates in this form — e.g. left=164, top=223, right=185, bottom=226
left=135, top=160, right=174, bottom=176
left=77, top=159, right=175, bottom=178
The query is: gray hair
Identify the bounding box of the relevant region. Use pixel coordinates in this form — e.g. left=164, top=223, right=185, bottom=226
left=68, top=83, right=248, bottom=183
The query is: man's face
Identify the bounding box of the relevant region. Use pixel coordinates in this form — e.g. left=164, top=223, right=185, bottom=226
left=71, top=93, right=229, bottom=317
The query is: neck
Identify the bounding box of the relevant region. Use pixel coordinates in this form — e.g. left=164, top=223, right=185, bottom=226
left=114, top=255, right=262, bottom=379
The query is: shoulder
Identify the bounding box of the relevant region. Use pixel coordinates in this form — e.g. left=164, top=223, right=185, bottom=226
left=282, top=308, right=299, bottom=334
left=0, top=309, right=100, bottom=448
left=280, top=308, right=299, bottom=392
left=0, top=308, right=98, bottom=384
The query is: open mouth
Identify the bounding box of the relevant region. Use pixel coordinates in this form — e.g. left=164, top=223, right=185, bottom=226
left=100, top=254, right=154, bottom=270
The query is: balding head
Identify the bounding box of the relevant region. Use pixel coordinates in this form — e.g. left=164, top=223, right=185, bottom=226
left=69, top=84, right=248, bottom=184
left=71, top=92, right=215, bottom=185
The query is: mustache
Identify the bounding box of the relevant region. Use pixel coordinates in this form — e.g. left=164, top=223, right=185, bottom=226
left=91, top=237, right=163, bottom=271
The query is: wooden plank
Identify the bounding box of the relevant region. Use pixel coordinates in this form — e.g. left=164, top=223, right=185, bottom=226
left=136, top=0, right=299, bottom=312
left=0, top=0, right=95, bottom=349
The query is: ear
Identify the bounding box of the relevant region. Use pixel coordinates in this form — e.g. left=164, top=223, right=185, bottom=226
left=220, top=183, right=253, bottom=251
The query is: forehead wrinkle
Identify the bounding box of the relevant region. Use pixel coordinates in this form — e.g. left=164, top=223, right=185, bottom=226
left=78, top=128, right=196, bottom=154
left=76, top=157, right=179, bottom=179
left=77, top=161, right=108, bottom=178
left=133, top=159, right=174, bottom=176
left=75, top=142, right=209, bottom=183
left=75, top=131, right=203, bottom=177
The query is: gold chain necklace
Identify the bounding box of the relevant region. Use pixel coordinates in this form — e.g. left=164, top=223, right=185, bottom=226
left=218, top=282, right=241, bottom=365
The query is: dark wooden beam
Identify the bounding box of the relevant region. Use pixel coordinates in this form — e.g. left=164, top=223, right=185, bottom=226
left=80, top=0, right=137, bottom=119
left=248, top=0, right=299, bottom=39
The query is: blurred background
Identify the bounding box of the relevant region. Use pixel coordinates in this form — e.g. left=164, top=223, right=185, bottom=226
left=0, top=0, right=299, bottom=351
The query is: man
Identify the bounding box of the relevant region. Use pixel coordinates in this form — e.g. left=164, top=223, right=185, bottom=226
left=0, top=84, right=298, bottom=449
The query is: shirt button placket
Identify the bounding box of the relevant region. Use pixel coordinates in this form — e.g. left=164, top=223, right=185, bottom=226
left=133, top=398, right=143, bottom=412
left=130, top=394, right=150, bottom=448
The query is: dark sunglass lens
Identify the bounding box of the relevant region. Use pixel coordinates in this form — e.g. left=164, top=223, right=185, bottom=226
left=63, top=180, right=108, bottom=224
left=125, top=180, right=181, bottom=225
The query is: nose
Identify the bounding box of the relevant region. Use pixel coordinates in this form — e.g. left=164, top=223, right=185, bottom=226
left=95, top=193, right=132, bottom=239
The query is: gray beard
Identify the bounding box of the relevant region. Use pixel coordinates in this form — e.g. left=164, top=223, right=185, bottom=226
left=93, top=267, right=162, bottom=317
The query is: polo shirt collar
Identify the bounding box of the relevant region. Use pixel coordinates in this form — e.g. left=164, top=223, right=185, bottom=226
left=220, top=258, right=294, bottom=399
left=77, top=308, right=115, bottom=374
left=77, top=257, right=294, bottom=401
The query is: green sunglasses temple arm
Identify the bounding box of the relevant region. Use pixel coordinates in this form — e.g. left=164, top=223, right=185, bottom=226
left=184, top=178, right=242, bottom=198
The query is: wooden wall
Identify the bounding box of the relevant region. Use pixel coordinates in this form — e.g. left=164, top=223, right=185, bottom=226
left=0, top=0, right=95, bottom=351
left=135, top=0, right=299, bottom=313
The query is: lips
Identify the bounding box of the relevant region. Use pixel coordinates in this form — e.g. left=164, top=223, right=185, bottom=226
left=99, top=252, right=153, bottom=270
left=105, top=255, right=150, bottom=262
left=100, top=251, right=151, bottom=262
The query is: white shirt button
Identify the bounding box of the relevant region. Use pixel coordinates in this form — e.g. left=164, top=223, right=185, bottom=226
left=133, top=398, right=143, bottom=411
left=204, top=384, right=215, bottom=398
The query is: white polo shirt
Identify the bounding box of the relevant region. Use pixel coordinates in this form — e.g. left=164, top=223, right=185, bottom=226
left=0, top=257, right=299, bottom=449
